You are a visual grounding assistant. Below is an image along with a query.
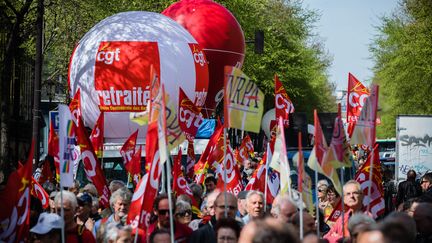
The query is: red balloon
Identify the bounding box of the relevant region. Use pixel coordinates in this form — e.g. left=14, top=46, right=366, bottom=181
left=163, top=0, right=246, bottom=117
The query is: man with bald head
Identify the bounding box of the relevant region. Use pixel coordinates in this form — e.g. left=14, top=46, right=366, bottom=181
left=190, top=192, right=241, bottom=243
left=325, top=180, right=371, bottom=243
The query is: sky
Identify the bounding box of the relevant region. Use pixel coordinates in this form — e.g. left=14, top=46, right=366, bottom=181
left=302, top=0, right=401, bottom=92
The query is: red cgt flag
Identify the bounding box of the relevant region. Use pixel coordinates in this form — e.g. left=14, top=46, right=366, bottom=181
left=31, top=177, right=50, bottom=209
left=120, top=130, right=140, bottom=175
left=275, top=74, right=295, bottom=127
left=178, top=87, right=203, bottom=141
left=69, top=88, right=81, bottom=126
left=347, top=73, right=369, bottom=136
left=355, top=145, right=385, bottom=218
left=0, top=140, right=34, bottom=242
left=75, top=117, right=111, bottom=208
left=186, top=140, right=195, bottom=180
left=215, top=145, right=243, bottom=196
left=90, top=112, right=104, bottom=158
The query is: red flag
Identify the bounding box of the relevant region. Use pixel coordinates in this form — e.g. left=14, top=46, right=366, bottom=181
left=31, top=177, right=50, bottom=209
left=90, top=112, right=104, bottom=158
left=178, top=87, right=203, bottom=141
left=75, top=117, right=111, bottom=208
left=347, top=73, right=369, bottom=136
left=38, top=159, right=53, bottom=184
left=350, top=85, right=379, bottom=147
left=0, top=140, right=34, bottom=242
left=120, top=130, right=140, bottom=175
left=314, top=110, right=327, bottom=166
left=236, top=135, right=254, bottom=164
left=326, top=199, right=343, bottom=223
left=355, top=145, right=385, bottom=218
left=215, top=145, right=243, bottom=196
left=128, top=122, right=162, bottom=229
left=194, top=120, right=223, bottom=184
left=69, top=88, right=81, bottom=126
left=186, top=140, right=195, bottom=180
left=48, top=119, right=59, bottom=158
left=275, top=74, right=295, bottom=127
left=173, top=149, right=195, bottom=203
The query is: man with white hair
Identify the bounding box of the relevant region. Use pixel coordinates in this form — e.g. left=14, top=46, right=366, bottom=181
left=242, top=190, right=265, bottom=224
left=271, top=194, right=298, bottom=223
left=93, top=187, right=132, bottom=237
left=54, top=190, right=95, bottom=242
left=325, top=180, right=370, bottom=243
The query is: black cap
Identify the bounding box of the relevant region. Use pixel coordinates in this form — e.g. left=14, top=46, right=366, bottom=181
left=77, top=193, right=93, bottom=206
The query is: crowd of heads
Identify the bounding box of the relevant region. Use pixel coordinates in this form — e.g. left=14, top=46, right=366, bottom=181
left=25, top=153, right=432, bottom=243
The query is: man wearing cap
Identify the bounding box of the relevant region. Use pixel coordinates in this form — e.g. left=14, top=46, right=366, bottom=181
left=30, top=212, right=62, bottom=243
left=76, top=192, right=96, bottom=232
left=54, top=190, right=96, bottom=243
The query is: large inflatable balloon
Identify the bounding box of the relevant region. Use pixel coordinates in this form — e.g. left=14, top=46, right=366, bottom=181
left=261, top=108, right=275, bottom=139
left=162, top=0, right=245, bottom=117
left=68, top=11, right=209, bottom=143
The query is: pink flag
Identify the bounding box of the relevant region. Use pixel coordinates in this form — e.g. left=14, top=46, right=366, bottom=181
left=350, top=85, right=379, bottom=147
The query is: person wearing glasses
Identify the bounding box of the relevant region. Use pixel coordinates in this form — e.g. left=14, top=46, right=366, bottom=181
left=420, top=172, right=432, bottom=202
left=147, top=194, right=192, bottom=243
left=324, top=180, right=372, bottom=243
left=190, top=192, right=241, bottom=243
left=174, top=200, right=193, bottom=226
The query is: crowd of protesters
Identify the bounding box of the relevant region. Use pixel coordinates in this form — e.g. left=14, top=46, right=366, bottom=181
left=26, top=150, right=432, bottom=243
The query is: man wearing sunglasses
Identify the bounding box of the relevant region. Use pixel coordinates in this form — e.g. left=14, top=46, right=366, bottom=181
left=147, top=194, right=192, bottom=243
left=190, top=192, right=241, bottom=243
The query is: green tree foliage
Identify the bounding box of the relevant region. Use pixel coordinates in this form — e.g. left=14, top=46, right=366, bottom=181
left=371, top=0, right=432, bottom=138
left=40, top=0, right=334, bottom=114
left=221, top=0, right=335, bottom=115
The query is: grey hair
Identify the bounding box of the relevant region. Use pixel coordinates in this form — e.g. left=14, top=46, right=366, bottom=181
left=105, top=222, right=132, bottom=242
left=109, top=187, right=132, bottom=209
left=272, top=194, right=297, bottom=216
left=109, top=180, right=125, bottom=192
left=175, top=200, right=191, bottom=213
left=343, top=180, right=362, bottom=193
left=348, top=213, right=376, bottom=235
left=189, top=183, right=203, bottom=198
left=54, top=190, right=78, bottom=211
left=246, top=190, right=264, bottom=206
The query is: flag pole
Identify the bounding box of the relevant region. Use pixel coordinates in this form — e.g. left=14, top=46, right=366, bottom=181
left=298, top=132, right=304, bottom=240
left=60, top=189, right=65, bottom=243
left=341, top=166, right=346, bottom=239
left=166, top=154, right=175, bottom=243
left=367, top=146, right=374, bottom=213
left=223, top=127, right=228, bottom=218
left=314, top=169, right=320, bottom=237
left=264, top=142, right=269, bottom=212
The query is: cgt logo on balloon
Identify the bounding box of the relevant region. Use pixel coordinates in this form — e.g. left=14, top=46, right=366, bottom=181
left=94, top=41, right=159, bottom=112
